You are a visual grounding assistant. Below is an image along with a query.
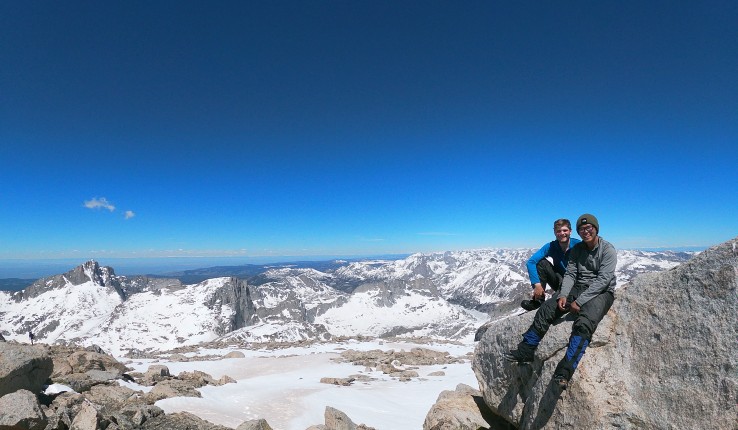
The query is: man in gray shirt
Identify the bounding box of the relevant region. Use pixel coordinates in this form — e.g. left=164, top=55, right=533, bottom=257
left=504, top=213, right=617, bottom=390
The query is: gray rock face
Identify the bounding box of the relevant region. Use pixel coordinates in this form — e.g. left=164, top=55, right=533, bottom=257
left=143, top=364, right=171, bottom=384
left=50, top=348, right=129, bottom=392
left=473, top=237, right=738, bottom=429
left=223, top=350, right=245, bottom=359
left=324, top=406, right=357, bottom=430
left=70, top=401, right=100, bottom=430
left=66, top=350, right=128, bottom=374
left=144, top=379, right=203, bottom=403
left=206, top=277, right=257, bottom=333
left=235, top=418, right=274, bottom=430
left=320, top=376, right=356, bottom=386
left=0, top=343, right=53, bottom=397
left=422, top=383, right=506, bottom=430
left=140, top=412, right=231, bottom=430
left=0, top=389, right=47, bottom=430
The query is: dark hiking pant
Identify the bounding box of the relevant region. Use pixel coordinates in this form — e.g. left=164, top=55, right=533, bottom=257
left=536, top=258, right=563, bottom=292
left=530, top=283, right=614, bottom=339
left=522, top=283, right=614, bottom=380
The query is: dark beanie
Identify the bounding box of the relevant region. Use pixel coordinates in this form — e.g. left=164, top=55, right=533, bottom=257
left=576, top=213, right=599, bottom=233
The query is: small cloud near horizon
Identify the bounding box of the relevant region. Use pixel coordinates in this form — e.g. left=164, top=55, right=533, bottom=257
left=84, top=197, right=115, bottom=212
left=124, top=210, right=135, bottom=220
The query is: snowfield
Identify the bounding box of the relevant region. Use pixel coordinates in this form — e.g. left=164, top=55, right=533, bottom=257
left=120, top=339, right=478, bottom=430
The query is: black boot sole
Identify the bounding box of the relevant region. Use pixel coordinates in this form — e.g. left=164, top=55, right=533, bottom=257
left=520, top=300, right=543, bottom=311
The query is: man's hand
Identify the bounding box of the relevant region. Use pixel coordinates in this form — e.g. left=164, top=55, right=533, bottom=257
left=557, top=297, right=580, bottom=312
left=532, top=283, right=545, bottom=300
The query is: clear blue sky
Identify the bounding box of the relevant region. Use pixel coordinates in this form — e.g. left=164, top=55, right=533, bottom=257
left=1, top=1, right=736, bottom=262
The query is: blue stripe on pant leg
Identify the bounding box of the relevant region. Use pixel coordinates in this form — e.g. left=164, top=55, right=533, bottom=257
left=565, top=335, right=589, bottom=370
left=523, top=328, right=542, bottom=346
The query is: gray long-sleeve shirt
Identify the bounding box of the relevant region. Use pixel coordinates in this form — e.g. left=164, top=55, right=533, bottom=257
left=558, top=237, right=617, bottom=306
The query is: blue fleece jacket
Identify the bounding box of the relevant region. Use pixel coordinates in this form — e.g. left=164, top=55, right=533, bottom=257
left=526, top=238, right=581, bottom=286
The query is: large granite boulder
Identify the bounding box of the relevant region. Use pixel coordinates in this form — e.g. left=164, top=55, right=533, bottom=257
left=0, top=343, right=53, bottom=397
left=49, top=347, right=130, bottom=392
left=235, top=419, right=273, bottom=430
left=473, top=237, right=738, bottom=429
left=0, top=389, right=47, bottom=430
left=140, top=412, right=231, bottom=430
left=423, top=383, right=512, bottom=430
left=64, top=350, right=129, bottom=375
left=69, top=401, right=101, bottom=430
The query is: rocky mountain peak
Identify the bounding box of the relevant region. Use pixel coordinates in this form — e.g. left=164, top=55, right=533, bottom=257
left=10, top=260, right=119, bottom=302
left=65, top=260, right=115, bottom=287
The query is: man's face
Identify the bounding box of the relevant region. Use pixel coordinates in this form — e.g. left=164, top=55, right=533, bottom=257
left=554, top=226, right=572, bottom=243
left=577, top=224, right=597, bottom=243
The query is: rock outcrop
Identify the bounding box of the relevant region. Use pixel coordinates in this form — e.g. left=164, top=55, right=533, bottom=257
left=323, top=406, right=376, bottom=430
left=473, top=237, right=738, bottom=429
left=0, top=389, right=47, bottom=430
left=0, top=343, right=53, bottom=397
left=49, top=345, right=130, bottom=393
left=422, top=383, right=512, bottom=430
left=236, top=418, right=274, bottom=430
left=0, top=343, right=237, bottom=430
left=139, top=412, right=231, bottom=430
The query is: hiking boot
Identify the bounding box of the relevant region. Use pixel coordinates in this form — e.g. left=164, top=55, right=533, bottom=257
left=554, top=374, right=568, bottom=390
left=520, top=298, right=544, bottom=311
left=503, top=348, right=534, bottom=363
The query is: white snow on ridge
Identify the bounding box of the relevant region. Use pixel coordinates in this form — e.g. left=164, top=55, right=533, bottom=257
left=96, top=277, right=238, bottom=355
left=219, top=321, right=329, bottom=343
left=314, top=289, right=484, bottom=341
left=1, top=277, right=240, bottom=356
left=1, top=279, right=122, bottom=344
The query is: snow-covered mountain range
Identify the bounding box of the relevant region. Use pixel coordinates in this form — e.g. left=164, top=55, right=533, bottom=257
left=0, top=249, right=694, bottom=355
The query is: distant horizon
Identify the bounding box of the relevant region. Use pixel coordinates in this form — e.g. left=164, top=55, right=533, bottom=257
left=0, top=244, right=709, bottom=279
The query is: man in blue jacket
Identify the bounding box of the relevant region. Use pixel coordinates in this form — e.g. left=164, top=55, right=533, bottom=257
left=505, top=214, right=617, bottom=390
left=521, top=218, right=580, bottom=311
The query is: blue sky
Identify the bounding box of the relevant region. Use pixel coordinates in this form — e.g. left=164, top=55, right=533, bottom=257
left=1, top=1, right=736, bottom=263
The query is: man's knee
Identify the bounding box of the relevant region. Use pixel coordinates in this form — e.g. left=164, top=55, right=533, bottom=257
left=536, top=258, right=559, bottom=288
left=536, top=258, right=554, bottom=274
left=574, top=293, right=615, bottom=339
left=533, top=298, right=563, bottom=334
left=571, top=320, right=594, bottom=340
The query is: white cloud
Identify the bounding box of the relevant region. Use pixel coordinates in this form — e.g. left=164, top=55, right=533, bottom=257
left=124, top=210, right=136, bottom=220
left=84, top=197, right=116, bottom=212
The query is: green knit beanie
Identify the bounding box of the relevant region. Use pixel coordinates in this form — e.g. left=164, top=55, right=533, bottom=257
left=576, top=213, right=599, bottom=233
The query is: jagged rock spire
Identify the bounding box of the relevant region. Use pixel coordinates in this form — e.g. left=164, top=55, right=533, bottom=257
left=64, top=260, right=115, bottom=286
